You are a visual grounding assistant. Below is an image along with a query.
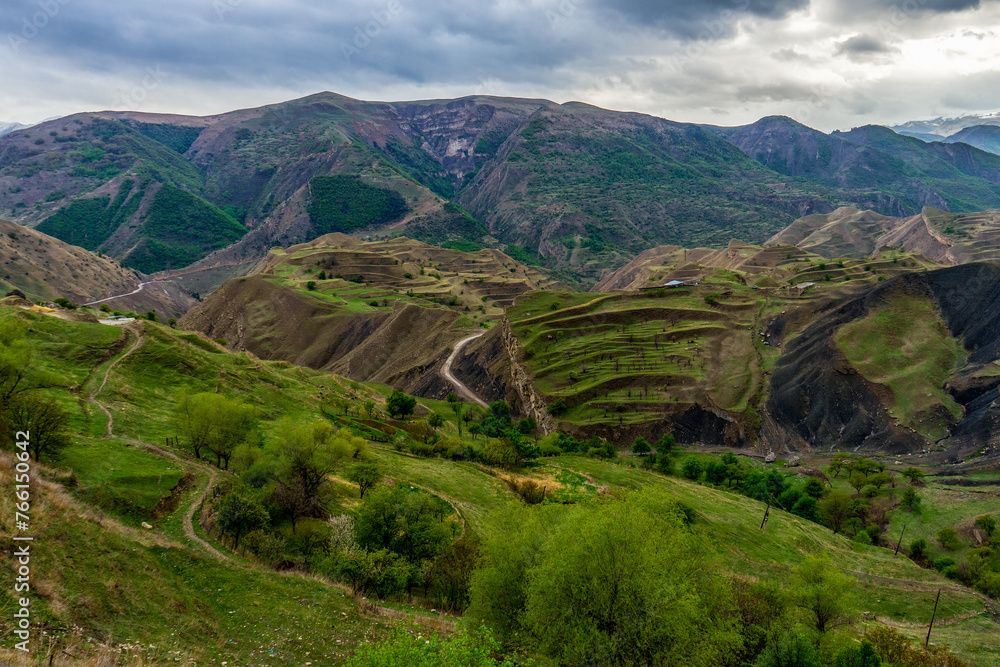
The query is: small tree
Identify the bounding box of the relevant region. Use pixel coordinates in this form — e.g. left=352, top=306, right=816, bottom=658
left=632, top=437, right=651, bottom=456
left=428, top=412, right=445, bottom=430
left=654, top=433, right=675, bottom=456
left=937, top=527, right=962, bottom=550
left=681, top=457, right=703, bottom=481
left=216, top=488, right=269, bottom=550
left=362, top=399, right=377, bottom=418
left=387, top=390, right=416, bottom=419
left=348, top=462, right=383, bottom=499
left=306, top=281, right=317, bottom=291
left=901, top=467, right=925, bottom=484
left=793, top=553, right=857, bottom=633
left=5, top=391, right=71, bottom=462
left=901, top=486, right=921, bottom=512
left=975, top=514, right=997, bottom=539
left=818, top=490, right=852, bottom=534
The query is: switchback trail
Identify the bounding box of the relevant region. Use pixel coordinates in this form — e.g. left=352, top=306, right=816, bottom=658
left=88, top=323, right=145, bottom=437
left=442, top=332, right=488, bottom=408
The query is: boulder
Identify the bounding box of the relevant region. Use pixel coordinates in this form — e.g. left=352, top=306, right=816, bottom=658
left=786, top=455, right=801, bottom=467
left=764, top=451, right=776, bottom=463
left=141, top=522, right=153, bottom=530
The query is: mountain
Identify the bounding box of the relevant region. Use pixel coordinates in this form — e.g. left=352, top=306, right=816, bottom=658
left=0, top=121, right=27, bottom=136
left=0, top=217, right=194, bottom=315
left=711, top=116, right=1000, bottom=214
left=942, top=125, right=1000, bottom=155
left=892, top=111, right=1000, bottom=137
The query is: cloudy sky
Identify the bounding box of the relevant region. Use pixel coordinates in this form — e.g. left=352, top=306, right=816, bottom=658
left=2, top=0, right=1000, bottom=132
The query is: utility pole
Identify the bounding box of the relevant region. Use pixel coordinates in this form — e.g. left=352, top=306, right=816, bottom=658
left=759, top=497, right=771, bottom=531
left=894, top=524, right=907, bottom=556
left=925, top=589, right=941, bottom=648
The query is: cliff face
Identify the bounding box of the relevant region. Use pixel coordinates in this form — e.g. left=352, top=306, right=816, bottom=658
left=498, top=318, right=558, bottom=435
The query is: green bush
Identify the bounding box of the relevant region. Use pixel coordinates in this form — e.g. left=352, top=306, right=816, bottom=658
left=937, top=527, right=962, bottom=550
left=681, top=457, right=703, bottom=481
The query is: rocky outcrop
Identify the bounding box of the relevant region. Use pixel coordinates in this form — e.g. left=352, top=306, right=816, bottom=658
left=499, top=318, right=558, bottom=435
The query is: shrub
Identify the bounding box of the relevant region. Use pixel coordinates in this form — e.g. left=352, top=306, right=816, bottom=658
left=547, top=398, right=569, bottom=416
left=975, top=514, right=997, bottom=538
left=933, top=556, right=956, bottom=573
left=901, top=486, right=921, bottom=512
left=937, top=527, right=962, bottom=550
left=681, top=457, right=703, bottom=481
left=306, top=281, right=317, bottom=291
left=909, top=538, right=927, bottom=561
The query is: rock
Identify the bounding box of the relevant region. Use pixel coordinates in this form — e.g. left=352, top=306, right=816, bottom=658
left=141, top=522, right=153, bottom=530
left=765, top=451, right=776, bottom=463
left=786, top=455, right=801, bottom=467
left=5, top=288, right=26, bottom=299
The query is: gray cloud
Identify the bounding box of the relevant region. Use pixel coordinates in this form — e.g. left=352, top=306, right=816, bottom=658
left=835, top=34, right=901, bottom=61
left=592, top=0, right=809, bottom=39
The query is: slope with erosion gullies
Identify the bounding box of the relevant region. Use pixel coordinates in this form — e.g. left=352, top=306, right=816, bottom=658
left=764, top=263, right=1000, bottom=463
left=180, top=234, right=562, bottom=395
left=769, top=205, right=1000, bottom=265
left=0, top=218, right=195, bottom=316
left=714, top=116, right=1000, bottom=214
left=458, top=103, right=838, bottom=286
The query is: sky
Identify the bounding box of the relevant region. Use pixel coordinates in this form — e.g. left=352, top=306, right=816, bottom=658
left=2, top=0, right=1000, bottom=132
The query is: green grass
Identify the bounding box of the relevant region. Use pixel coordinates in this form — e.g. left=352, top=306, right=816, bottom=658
left=836, top=295, right=966, bottom=438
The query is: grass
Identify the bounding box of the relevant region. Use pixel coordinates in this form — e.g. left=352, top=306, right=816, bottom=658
left=836, top=295, right=966, bottom=439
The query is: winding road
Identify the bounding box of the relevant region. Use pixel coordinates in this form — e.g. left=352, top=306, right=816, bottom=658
left=83, top=281, right=159, bottom=306
left=441, top=332, right=488, bottom=407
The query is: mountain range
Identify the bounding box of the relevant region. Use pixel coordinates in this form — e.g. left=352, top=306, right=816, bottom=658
left=4, top=93, right=1000, bottom=289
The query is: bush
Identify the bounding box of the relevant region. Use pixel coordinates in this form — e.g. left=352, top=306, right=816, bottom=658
left=547, top=398, right=569, bottom=416
left=937, top=527, right=962, bottom=550
left=681, top=457, right=703, bottom=481
left=538, top=442, right=563, bottom=457
left=852, top=530, right=872, bottom=546
left=306, top=281, right=317, bottom=291
left=901, top=486, right=921, bottom=512
left=933, top=556, right=956, bottom=573
left=909, top=538, right=927, bottom=561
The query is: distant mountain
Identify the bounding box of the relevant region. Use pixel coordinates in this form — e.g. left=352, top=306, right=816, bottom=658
left=892, top=112, right=1000, bottom=138
left=0, top=122, right=27, bottom=136
left=942, top=125, right=1000, bottom=155
left=8, top=94, right=1000, bottom=290
left=709, top=116, right=1000, bottom=214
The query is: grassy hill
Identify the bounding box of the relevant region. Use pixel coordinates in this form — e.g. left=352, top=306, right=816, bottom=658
left=1, top=303, right=998, bottom=665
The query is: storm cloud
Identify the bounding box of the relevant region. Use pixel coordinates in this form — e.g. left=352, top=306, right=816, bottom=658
left=2, top=0, right=1000, bottom=132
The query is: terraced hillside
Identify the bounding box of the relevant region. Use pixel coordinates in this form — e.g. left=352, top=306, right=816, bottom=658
left=180, top=234, right=562, bottom=394
left=594, top=238, right=941, bottom=291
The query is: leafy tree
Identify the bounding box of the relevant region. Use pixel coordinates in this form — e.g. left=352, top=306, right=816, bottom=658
left=449, top=396, right=465, bottom=436
left=362, top=399, right=377, bottom=418
left=901, top=486, right=921, bottom=512
left=832, top=640, right=882, bottom=667
left=429, top=537, right=481, bottom=612
left=348, top=462, right=383, bottom=499
left=803, top=477, right=826, bottom=498
left=937, top=527, right=962, bottom=550
left=655, top=432, right=676, bottom=455
left=731, top=578, right=788, bottom=666
left=818, top=491, right=853, bottom=534
left=793, top=554, right=857, bottom=633
left=975, top=514, right=997, bottom=538
left=472, top=490, right=741, bottom=665
left=909, top=538, right=927, bottom=561
left=704, top=460, right=728, bottom=485
left=0, top=318, right=32, bottom=403
left=306, top=281, right=317, bottom=291
left=344, top=624, right=514, bottom=667
left=271, top=420, right=367, bottom=531
left=174, top=392, right=257, bottom=469
left=516, top=417, right=537, bottom=439
left=632, top=436, right=651, bottom=455
left=386, top=390, right=417, bottom=419
left=216, top=487, right=269, bottom=550
left=901, top=467, right=925, bottom=484
left=681, top=456, right=703, bottom=480
left=3, top=391, right=71, bottom=462
left=829, top=453, right=852, bottom=478
left=791, top=495, right=819, bottom=522
left=354, top=484, right=453, bottom=564
left=428, top=412, right=445, bottom=430
left=754, top=630, right=823, bottom=667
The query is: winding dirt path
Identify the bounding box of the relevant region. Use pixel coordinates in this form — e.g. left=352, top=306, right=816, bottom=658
left=441, top=332, right=488, bottom=408
left=83, top=281, right=159, bottom=306
left=88, top=324, right=145, bottom=437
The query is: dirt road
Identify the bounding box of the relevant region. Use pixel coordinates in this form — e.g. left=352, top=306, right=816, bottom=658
left=441, top=332, right=488, bottom=407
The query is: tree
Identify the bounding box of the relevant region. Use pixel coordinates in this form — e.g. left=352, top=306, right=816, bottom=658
left=937, top=527, right=962, bottom=550
left=681, top=456, right=703, bottom=481
left=216, top=487, right=269, bottom=550
left=754, top=630, right=823, bottom=667
left=631, top=436, right=651, bottom=456
left=793, top=554, right=857, bottom=633
left=0, top=318, right=32, bottom=403
left=451, top=400, right=465, bottom=436
left=516, top=417, right=537, bottom=439
left=174, top=392, right=257, bottom=470
left=354, top=484, right=453, bottom=563
left=791, top=495, right=818, bottom=522
left=848, top=472, right=868, bottom=495
left=803, top=477, right=825, bottom=498
left=386, top=390, right=416, bottom=419
left=271, top=420, right=367, bottom=531
left=902, top=467, right=925, bottom=485
left=4, top=391, right=71, bottom=462
left=901, top=486, right=921, bottom=512
left=975, top=514, right=997, bottom=538
left=428, top=412, right=445, bottom=429
left=344, top=624, right=514, bottom=667
left=362, top=399, right=377, bottom=418
left=829, top=453, right=852, bottom=478
left=655, top=432, right=676, bottom=455
left=348, top=461, right=383, bottom=499
left=468, top=490, right=740, bottom=665
left=818, top=491, right=853, bottom=534
left=832, top=640, right=881, bottom=667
